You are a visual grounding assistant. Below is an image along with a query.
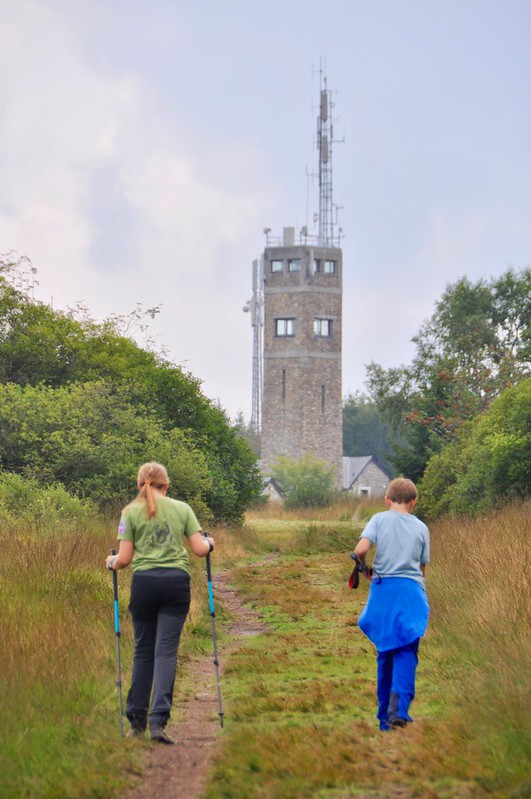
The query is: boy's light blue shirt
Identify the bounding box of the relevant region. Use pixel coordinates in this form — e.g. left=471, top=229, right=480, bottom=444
left=360, top=510, right=430, bottom=587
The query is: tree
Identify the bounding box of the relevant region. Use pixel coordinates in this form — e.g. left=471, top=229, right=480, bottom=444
left=366, top=268, right=531, bottom=479
left=342, top=392, right=393, bottom=474
left=417, top=379, right=531, bottom=520
left=0, top=380, right=213, bottom=515
left=270, top=455, right=336, bottom=509
left=0, top=254, right=263, bottom=522
left=233, top=411, right=261, bottom=456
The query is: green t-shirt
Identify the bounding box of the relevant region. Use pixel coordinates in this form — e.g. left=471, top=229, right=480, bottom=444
left=117, top=497, right=201, bottom=574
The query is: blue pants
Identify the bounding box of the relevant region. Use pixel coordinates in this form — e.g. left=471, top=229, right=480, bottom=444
left=376, top=638, right=419, bottom=730
left=126, top=568, right=190, bottom=731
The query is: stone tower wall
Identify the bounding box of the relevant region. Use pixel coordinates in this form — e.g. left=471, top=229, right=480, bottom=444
left=260, top=242, right=343, bottom=483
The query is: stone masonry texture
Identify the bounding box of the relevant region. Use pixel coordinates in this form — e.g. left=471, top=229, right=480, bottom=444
left=260, top=243, right=343, bottom=484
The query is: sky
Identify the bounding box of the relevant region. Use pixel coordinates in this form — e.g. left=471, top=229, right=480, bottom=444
left=1, top=0, right=530, bottom=420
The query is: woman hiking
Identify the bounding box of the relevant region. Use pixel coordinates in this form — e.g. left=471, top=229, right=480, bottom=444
left=105, top=461, right=214, bottom=744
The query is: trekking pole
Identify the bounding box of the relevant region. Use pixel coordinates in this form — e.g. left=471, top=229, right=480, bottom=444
left=203, top=533, right=224, bottom=728
left=110, top=549, right=124, bottom=736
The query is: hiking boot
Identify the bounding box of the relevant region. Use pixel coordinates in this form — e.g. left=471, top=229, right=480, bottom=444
left=150, top=726, right=175, bottom=745
left=126, top=727, right=146, bottom=739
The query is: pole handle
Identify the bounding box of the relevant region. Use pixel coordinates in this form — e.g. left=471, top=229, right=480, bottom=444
left=110, top=549, right=120, bottom=632
left=202, top=533, right=213, bottom=581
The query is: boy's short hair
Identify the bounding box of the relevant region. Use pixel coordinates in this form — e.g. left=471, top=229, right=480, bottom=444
left=386, top=477, right=418, bottom=504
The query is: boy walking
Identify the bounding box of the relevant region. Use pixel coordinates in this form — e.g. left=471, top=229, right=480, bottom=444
left=353, top=478, right=430, bottom=731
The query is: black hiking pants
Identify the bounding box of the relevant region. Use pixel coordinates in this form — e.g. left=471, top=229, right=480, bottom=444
left=126, top=568, right=191, bottom=731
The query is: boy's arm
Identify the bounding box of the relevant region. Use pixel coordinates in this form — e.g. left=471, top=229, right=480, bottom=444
left=420, top=526, right=430, bottom=574
left=354, top=537, right=372, bottom=560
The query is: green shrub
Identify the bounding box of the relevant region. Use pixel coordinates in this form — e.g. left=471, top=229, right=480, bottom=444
left=0, top=381, right=213, bottom=514
left=270, top=455, right=337, bottom=509
left=0, top=472, right=95, bottom=532
left=418, top=379, right=531, bottom=519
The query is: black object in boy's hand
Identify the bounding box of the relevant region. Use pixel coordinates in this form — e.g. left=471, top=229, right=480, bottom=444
left=348, top=552, right=376, bottom=589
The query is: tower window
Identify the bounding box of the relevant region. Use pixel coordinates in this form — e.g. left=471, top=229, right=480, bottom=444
left=282, top=369, right=286, bottom=400
left=313, top=318, right=332, bottom=337
left=324, top=260, right=336, bottom=274
left=314, top=258, right=321, bottom=273
left=276, top=318, right=295, bottom=336
left=271, top=260, right=283, bottom=273
left=321, top=384, right=326, bottom=414
left=288, top=258, right=301, bottom=272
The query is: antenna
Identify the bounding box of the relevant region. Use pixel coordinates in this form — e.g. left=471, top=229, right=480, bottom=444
left=314, top=62, right=343, bottom=246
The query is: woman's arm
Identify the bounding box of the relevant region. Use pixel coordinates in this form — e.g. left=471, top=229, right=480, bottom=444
left=188, top=531, right=215, bottom=557
left=105, top=540, right=134, bottom=571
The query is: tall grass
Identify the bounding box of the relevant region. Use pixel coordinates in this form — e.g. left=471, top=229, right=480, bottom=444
left=0, top=514, right=218, bottom=799
left=0, top=519, right=137, bottom=798
left=246, top=495, right=384, bottom=523
left=428, top=501, right=531, bottom=790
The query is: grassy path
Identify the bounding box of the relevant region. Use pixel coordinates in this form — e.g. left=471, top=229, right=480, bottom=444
left=120, top=566, right=269, bottom=799
left=204, top=554, right=471, bottom=797
left=199, top=514, right=530, bottom=799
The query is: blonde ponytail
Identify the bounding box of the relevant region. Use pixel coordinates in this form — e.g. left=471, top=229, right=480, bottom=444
left=136, top=463, right=170, bottom=519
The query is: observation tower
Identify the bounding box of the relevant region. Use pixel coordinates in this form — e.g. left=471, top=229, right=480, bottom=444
left=245, top=74, right=343, bottom=482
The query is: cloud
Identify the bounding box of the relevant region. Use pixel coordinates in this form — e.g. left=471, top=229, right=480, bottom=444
left=0, top=1, right=140, bottom=299
left=0, top=0, right=269, bottom=416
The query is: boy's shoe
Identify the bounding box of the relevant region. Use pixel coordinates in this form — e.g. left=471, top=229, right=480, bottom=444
left=150, top=726, right=175, bottom=745
left=390, top=718, right=407, bottom=729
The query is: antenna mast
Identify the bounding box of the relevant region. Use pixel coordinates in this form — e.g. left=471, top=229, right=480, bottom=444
left=244, top=256, right=264, bottom=434
left=318, top=74, right=334, bottom=246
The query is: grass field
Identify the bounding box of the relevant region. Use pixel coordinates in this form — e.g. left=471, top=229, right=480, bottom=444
left=205, top=501, right=531, bottom=799
left=0, top=500, right=529, bottom=798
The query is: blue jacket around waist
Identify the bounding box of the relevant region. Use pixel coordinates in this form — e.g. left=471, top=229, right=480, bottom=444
left=358, top=576, right=429, bottom=652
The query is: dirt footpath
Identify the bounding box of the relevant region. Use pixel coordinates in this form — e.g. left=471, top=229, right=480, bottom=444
left=123, top=571, right=265, bottom=799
